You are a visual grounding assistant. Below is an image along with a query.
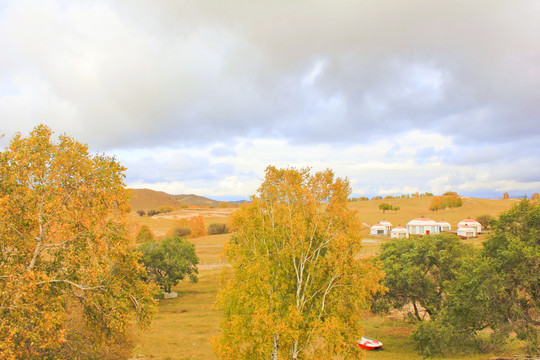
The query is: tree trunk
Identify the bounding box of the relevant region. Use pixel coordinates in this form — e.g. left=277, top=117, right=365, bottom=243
left=291, top=340, right=299, bottom=359
left=412, top=300, right=422, bottom=321
left=271, top=334, right=279, bottom=360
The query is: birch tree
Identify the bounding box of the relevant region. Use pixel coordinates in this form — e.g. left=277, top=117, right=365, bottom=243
left=0, top=125, right=156, bottom=359
left=214, top=166, right=384, bottom=359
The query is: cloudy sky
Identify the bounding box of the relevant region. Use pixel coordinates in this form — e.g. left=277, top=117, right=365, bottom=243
left=1, top=1, right=539, bottom=200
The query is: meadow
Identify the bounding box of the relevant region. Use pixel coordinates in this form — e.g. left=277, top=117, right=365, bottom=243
left=128, top=197, right=525, bottom=360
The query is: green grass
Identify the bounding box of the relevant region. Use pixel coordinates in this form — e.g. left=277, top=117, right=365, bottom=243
left=133, top=269, right=221, bottom=360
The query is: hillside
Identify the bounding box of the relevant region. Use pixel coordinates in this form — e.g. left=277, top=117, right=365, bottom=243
left=129, top=188, right=221, bottom=211
left=172, top=194, right=219, bottom=207
left=349, top=196, right=519, bottom=231
left=129, top=189, right=185, bottom=211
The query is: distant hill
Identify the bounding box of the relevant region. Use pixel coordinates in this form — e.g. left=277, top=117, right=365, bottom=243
left=171, top=194, right=219, bottom=207
left=128, top=188, right=219, bottom=211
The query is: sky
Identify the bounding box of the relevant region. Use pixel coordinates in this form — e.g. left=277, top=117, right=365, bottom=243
left=1, top=0, right=539, bottom=201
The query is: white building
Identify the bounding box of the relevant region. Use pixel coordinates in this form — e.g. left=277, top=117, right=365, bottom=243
left=438, top=220, right=451, bottom=232
left=457, top=218, right=482, bottom=233
left=370, top=222, right=388, bottom=236
left=390, top=226, right=409, bottom=239
left=406, top=217, right=441, bottom=235
left=457, top=225, right=477, bottom=238
left=379, top=219, right=393, bottom=233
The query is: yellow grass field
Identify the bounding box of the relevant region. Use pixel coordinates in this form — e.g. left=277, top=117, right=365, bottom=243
left=349, top=196, right=519, bottom=234
left=129, top=197, right=523, bottom=360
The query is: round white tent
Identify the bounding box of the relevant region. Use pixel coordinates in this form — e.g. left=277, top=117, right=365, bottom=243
left=406, top=217, right=440, bottom=235
left=457, top=218, right=482, bottom=233
left=390, top=226, right=409, bottom=239
left=438, top=220, right=451, bottom=232
left=370, top=223, right=388, bottom=236
left=379, top=219, right=392, bottom=232
left=457, top=225, right=477, bottom=238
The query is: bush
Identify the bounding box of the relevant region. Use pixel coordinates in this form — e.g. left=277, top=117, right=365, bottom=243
left=147, top=209, right=159, bottom=217
left=208, top=223, right=230, bottom=235
left=476, top=214, right=493, bottom=230
left=170, top=226, right=191, bottom=238
left=158, top=206, right=174, bottom=213
left=136, top=225, right=155, bottom=243
left=136, top=210, right=146, bottom=216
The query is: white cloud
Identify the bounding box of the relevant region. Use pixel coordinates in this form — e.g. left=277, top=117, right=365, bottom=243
left=1, top=1, right=539, bottom=198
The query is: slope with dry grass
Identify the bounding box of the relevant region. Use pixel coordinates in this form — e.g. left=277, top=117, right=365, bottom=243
left=349, top=196, right=518, bottom=233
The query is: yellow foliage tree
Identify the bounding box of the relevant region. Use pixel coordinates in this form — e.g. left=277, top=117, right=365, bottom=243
left=214, top=166, right=385, bottom=359
left=188, top=215, right=207, bottom=238
left=0, top=125, right=156, bottom=359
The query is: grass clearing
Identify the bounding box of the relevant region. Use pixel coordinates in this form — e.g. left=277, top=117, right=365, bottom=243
left=130, top=198, right=523, bottom=359
left=133, top=269, right=222, bottom=360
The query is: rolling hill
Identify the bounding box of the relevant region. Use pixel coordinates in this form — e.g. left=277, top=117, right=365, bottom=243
left=128, top=188, right=219, bottom=211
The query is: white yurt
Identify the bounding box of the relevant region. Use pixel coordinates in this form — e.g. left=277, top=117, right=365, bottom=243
left=438, top=220, right=451, bottom=232
left=457, top=225, right=477, bottom=238
left=390, top=226, right=409, bottom=239
left=406, top=217, right=440, bottom=235
left=370, top=223, right=388, bottom=236
left=379, top=219, right=393, bottom=232
left=457, top=218, right=482, bottom=233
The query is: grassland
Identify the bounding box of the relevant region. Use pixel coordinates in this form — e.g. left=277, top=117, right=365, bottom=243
left=350, top=196, right=519, bottom=233
left=129, top=197, right=524, bottom=360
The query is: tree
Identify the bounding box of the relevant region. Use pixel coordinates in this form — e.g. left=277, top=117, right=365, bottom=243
left=429, top=195, right=462, bottom=211
left=138, top=236, right=199, bottom=293
left=476, top=214, right=494, bottom=230
left=378, top=202, right=393, bottom=213
left=136, top=225, right=155, bottom=243
left=373, top=234, right=473, bottom=322
left=214, top=166, right=385, bottom=360
left=218, top=201, right=229, bottom=208
left=188, top=215, right=207, bottom=238
left=0, top=125, right=156, bottom=359
left=413, top=200, right=540, bottom=356
left=136, top=209, right=146, bottom=216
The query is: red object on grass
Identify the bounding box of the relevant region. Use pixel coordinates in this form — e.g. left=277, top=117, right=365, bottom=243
left=357, top=337, right=383, bottom=350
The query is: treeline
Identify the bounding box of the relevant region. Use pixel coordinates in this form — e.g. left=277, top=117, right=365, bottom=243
left=136, top=205, right=188, bottom=217
left=350, top=192, right=439, bottom=201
